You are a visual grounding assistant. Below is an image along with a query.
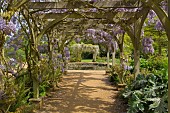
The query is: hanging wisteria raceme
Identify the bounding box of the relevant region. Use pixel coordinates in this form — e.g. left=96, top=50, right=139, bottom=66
left=115, top=8, right=140, bottom=12
left=147, top=10, right=156, bottom=25
left=0, top=17, right=16, bottom=35
left=141, top=28, right=144, bottom=37
left=154, top=20, right=164, bottom=31
left=142, top=37, right=154, bottom=54
left=112, top=25, right=125, bottom=36
left=64, top=47, right=70, bottom=60
left=147, top=9, right=166, bottom=30
left=37, top=9, right=68, bottom=14
left=57, top=54, right=62, bottom=59
left=160, top=0, right=168, bottom=13
left=75, top=38, right=81, bottom=43
left=86, top=28, right=118, bottom=51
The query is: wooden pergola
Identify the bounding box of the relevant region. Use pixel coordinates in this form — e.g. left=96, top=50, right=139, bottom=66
left=25, top=0, right=170, bottom=111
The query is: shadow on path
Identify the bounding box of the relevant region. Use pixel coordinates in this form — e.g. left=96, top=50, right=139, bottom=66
left=35, top=70, right=127, bottom=113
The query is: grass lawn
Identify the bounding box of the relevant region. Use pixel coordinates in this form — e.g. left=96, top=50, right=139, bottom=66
left=81, top=59, right=93, bottom=62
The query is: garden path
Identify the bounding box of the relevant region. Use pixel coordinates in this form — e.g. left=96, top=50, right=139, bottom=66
left=34, top=70, right=127, bottom=113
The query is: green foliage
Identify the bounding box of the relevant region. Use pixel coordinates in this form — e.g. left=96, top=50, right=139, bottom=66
left=122, top=73, right=168, bottom=113
left=109, top=66, right=120, bottom=84
left=109, top=64, right=134, bottom=85
left=0, top=69, right=31, bottom=112
left=147, top=56, right=168, bottom=71
left=16, top=49, right=26, bottom=61
left=39, top=60, right=62, bottom=97
left=96, top=57, right=107, bottom=62
left=70, top=45, right=82, bottom=62
left=130, top=56, right=168, bottom=74
left=81, top=59, right=93, bottom=62
left=110, top=65, right=125, bottom=84
left=123, top=33, right=133, bottom=55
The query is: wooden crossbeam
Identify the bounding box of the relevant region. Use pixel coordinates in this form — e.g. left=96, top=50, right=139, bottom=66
left=28, top=1, right=139, bottom=9
left=36, top=12, right=118, bottom=19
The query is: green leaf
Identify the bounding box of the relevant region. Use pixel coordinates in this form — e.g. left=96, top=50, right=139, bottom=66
left=137, top=103, right=144, bottom=112
left=146, top=98, right=160, bottom=109
left=122, top=91, right=132, bottom=98
left=154, top=94, right=168, bottom=113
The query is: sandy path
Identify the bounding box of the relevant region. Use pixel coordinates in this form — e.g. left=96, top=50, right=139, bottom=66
left=34, top=70, right=127, bottom=113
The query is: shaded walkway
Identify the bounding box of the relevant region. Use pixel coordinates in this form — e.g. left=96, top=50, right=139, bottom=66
left=34, top=70, right=127, bottom=113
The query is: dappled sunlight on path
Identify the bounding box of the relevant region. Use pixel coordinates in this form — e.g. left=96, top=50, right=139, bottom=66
left=34, top=70, right=127, bottom=113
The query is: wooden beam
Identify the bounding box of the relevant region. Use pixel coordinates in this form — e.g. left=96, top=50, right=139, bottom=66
left=27, top=1, right=140, bottom=9
left=36, top=12, right=118, bottom=19
left=38, top=13, right=83, bottom=19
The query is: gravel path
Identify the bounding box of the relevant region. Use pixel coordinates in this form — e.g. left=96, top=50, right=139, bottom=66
left=34, top=70, right=127, bottom=113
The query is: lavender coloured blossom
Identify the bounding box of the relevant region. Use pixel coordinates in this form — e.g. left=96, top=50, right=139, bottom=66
left=64, top=47, right=69, bottom=51
left=142, top=37, right=154, bottom=54
left=65, top=51, right=70, bottom=58
left=0, top=17, right=16, bottom=35
left=9, top=58, right=17, bottom=66
left=124, top=65, right=133, bottom=71
left=148, top=10, right=156, bottom=20
left=61, top=67, right=65, bottom=73
left=155, top=20, right=164, bottom=31
left=7, top=21, right=16, bottom=33
left=75, top=38, right=81, bottom=43
left=0, top=65, right=5, bottom=70
left=0, top=17, right=6, bottom=31
left=161, top=1, right=168, bottom=13
left=141, top=29, right=144, bottom=37
left=57, top=54, right=62, bottom=59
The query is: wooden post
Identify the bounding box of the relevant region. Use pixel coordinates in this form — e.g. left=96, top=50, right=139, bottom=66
left=33, top=78, right=39, bottom=99
left=92, top=53, right=97, bottom=62
left=107, top=50, right=110, bottom=68
left=134, top=43, right=140, bottom=77
left=112, top=51, right=115, bottom=66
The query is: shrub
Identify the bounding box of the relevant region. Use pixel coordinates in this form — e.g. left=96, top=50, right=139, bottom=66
left=122, top=73, right=168, bottom=113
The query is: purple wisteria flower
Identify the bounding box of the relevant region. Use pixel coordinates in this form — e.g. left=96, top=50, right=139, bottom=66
left=124, top=65, right=133, bottom=71
left=0, top=17, right=16, bottom=35
left=86, top=28, right=118, bottom=51
left=75, top=38, right=81, bottom=43
left=0, top=65, right=5, bottom=70
left=154, top=20, right=164, bottom=31
left=64, top=47, right=70, bottom=60
left=142, top=37, right=154, bottom=54
left=57, top=54, right=62, bottom=59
